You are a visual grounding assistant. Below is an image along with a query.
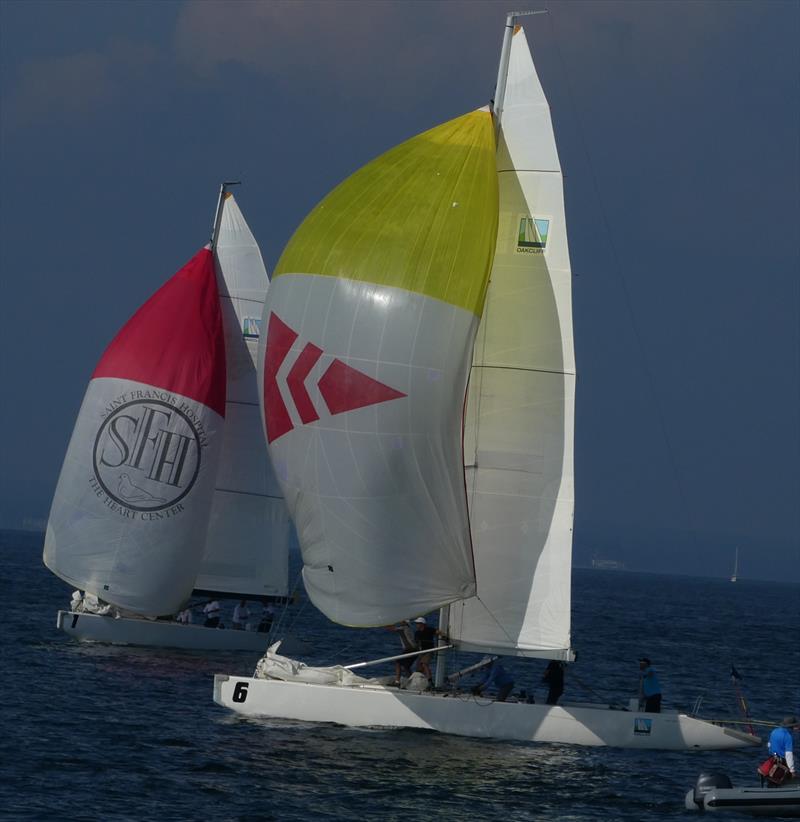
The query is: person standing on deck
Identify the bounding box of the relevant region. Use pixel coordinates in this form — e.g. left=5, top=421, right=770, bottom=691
left=258, top=602, right=275, bottom=633
left=542, top=660, right=565, bottom=705
left=413, top=617, right=438, bottom=680
left=232, top=600, right=250, bottom=630
left=386, top=620, right=416, bottom=684
left=638, top=657, right=662, bottom=712
left=203, top=600, right=222, bottom=628
left=768, top=716, right=798, bottom=779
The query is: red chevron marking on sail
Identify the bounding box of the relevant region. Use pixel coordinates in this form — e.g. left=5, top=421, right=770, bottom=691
left=287, top=342, right=323, bottom=424
left=263, top=313, right=298, bottom=443
left=318, top=359, right=407, bottom=416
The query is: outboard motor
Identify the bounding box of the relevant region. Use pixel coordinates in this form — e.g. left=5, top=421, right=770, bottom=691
left=689, top=772, right=733, bottom=810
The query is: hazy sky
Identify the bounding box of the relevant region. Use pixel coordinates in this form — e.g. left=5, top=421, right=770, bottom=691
left=1, top=0, right=798, bottom=582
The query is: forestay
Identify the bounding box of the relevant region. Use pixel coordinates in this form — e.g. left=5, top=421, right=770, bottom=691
left=43, top=249, right=226, bottom=615
left=194, top=194, right=291, bottom=599
left=258, top=109, right=499, bottom=627
left=449, top=27, right=576, bottom=659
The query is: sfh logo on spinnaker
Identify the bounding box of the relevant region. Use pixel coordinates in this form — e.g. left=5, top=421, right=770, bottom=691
left=517, top=216, right=550, bottom=254
left=263, top=312, right=407, bottom=443
left=92, top=399, right=202, bottom=512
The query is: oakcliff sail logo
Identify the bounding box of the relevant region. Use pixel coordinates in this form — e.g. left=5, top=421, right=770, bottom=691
left=263, top=312, right=407, bottom=443
left=517, top=216, right=550, bottom=254
left=91, top=394, right=206, bottom=516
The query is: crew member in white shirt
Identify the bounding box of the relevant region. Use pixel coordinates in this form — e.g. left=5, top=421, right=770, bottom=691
left=203, top=600, right=221, bottom=628
left=232, top=600, right=250, bottom=631
left=176, top=607, right=193, bottom=625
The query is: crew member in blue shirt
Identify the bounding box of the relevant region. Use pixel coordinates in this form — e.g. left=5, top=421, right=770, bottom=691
left=768, top=715, right=798, bottom=778
left=638, top=657, right=662, bottom=713
left=472, top=658, right=515, bottom=702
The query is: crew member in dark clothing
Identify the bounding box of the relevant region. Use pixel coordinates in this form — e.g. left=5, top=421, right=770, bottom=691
left=257, top=602, right=275, bottom=633
left=386, top=620, right=416, bottom=683
left=413, top=617, right=438, bottom=679
left=542, top=660, right=565, bottom=705
left=638, top=657, right=662, bottom=713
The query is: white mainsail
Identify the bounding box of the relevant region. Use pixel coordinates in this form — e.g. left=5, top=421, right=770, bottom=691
left=448, top=27, right=576, bottom=659
left=195, top=193, right=291, bottom=600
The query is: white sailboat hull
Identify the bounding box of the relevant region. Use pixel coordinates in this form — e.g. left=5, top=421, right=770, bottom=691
left=212, top=675, right=760, bottom=750
left=57, top=611, right=310, bottom=655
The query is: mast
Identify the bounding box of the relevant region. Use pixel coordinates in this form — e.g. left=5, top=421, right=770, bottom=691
left=210, top=180, right=241, bottom=250
left=493, top=10, right=548, bottom=134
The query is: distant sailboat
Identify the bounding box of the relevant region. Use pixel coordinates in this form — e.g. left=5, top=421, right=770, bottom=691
left=44, top=186, right=302, bottom=652
left=730, top=547, right=739, bottom=583
left=214, top=16, right=759, bottom=750
left=592, top=558, right=627, bottom=571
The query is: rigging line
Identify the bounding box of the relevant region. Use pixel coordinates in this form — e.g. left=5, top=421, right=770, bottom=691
left=317, top=643, right=359, bottom=667
left=472, top=593, right=519, bottom=648
left=546, top=10, right=701, bottom=551
left=278, top=568, right=308, bottom=631
left=466, top=346, right=487, bottom=528
left=219, top=295, right=265, bottom=307
left=465, top=465, right=548, bottom=478
left=278, top=596, right=308, bottom=638
left=450, top=592, right=518, bottom=655
left=226, top=399, right=259, bottom=407
left=269, top=567, right=305, bottom=638
left=465, top=126, right=502, bottom=528
left=702, top=718, right=779, bottom=729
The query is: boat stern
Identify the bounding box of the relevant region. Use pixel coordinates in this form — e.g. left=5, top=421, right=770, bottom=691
left=213, top=674, right=230, bottom=706
left=679, top=714, right=761, bottom=750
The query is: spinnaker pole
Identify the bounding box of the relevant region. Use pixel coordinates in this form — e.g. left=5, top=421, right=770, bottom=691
left=344, top=644, right=454, bottom=671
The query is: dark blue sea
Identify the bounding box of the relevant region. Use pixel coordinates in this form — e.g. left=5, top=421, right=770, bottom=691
left=2, top=529, right=798, bottom=821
